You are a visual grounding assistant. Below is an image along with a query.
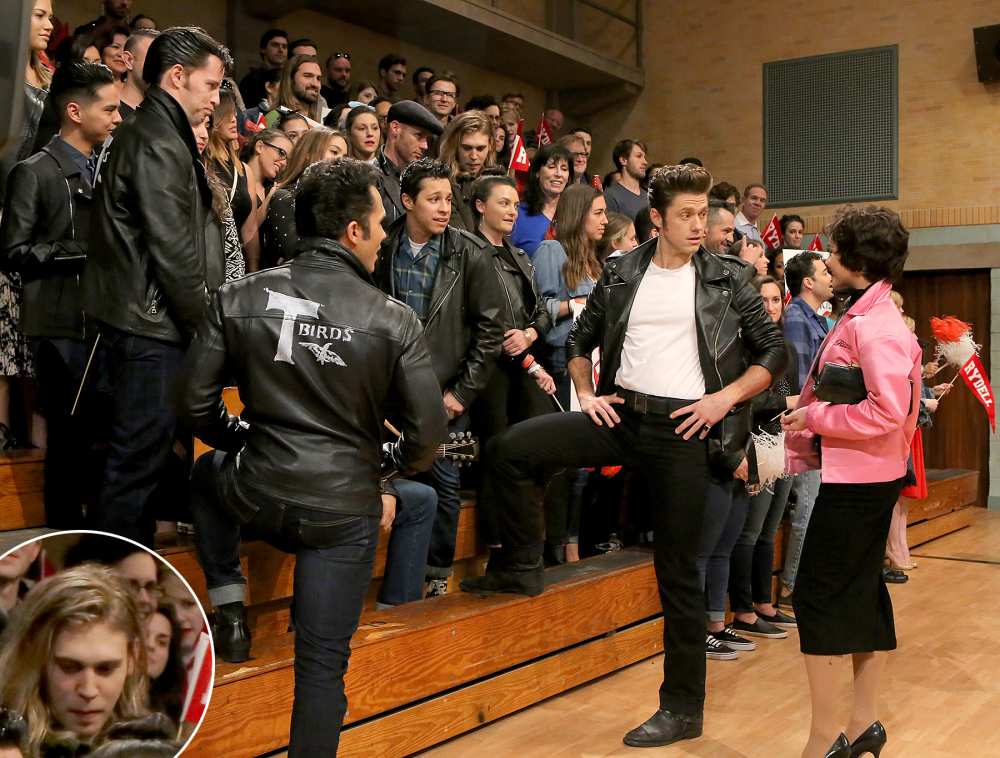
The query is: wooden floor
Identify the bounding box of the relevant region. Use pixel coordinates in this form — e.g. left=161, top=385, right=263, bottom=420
left=418, top=509, right=1000, bottom=758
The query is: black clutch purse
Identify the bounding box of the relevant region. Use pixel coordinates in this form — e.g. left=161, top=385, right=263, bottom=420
left=813, top=362, right=867, bottom=404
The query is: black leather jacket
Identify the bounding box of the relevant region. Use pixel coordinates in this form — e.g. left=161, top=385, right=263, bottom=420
left=375, top=219, right=504, bottom=409
left=484, top=235, right=552, bottom=342
left=180, top=238, right=447, bottom=516
left=567, top=240, right=787, bottom=473
left=376, top=148, right=405, bottom=230
left=83, top=86, right=224, bottom=345
left=0, top=137, right=91, bottom=339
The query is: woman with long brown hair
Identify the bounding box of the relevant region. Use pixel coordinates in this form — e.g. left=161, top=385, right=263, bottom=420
left=532, top=183, right=607, bottom=563
left=262, top=126, right=348, bottom=268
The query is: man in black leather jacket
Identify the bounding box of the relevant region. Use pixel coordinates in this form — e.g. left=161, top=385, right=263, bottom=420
left=182, top=160, right=446, bottom=756
left=81, top=27, right=231, bottom=545
left=464, top=165, right=786, bottom=749
left=0, top=62, right=121, bottom=529
left=374, top=157, right=504, bottom=595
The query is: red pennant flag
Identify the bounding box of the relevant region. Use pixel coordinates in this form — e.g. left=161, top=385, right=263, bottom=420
left=807, top=234, right=824, bottom=251
left=761, top=214, right=783, bottom=249
left=509, top=133, right=530, bottom=173
left=516, top=118, right=525, bottom=137
left=181, top=631, right=214, bottom=726
left=536, top=113, right=552, bottom=146
left=590, top=174, right=603, bottom=191
left=959, top=354, right=996, bottom=431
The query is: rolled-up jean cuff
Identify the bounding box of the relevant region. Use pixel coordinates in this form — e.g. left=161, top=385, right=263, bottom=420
left=425, top=564, right=451, bottom=580
left=707, top=610, right=726, bottom=623
left=208, top=583, right=247, bottom=608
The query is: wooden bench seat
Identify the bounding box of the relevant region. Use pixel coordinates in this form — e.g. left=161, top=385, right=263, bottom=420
left=903, top=468, right=979, bottom=547
left=0, top=449, right=46, bottom=531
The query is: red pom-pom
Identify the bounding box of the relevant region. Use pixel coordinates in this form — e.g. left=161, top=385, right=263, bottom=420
left=930, top=316, right=972, bottom=344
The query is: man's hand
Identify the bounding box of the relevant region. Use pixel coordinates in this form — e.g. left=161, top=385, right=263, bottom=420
left=443, top=391, right=465, bottom=420
left=671, top=391, right=735, bottom=440
left=502, top=328, right=533, bottom=357
left=579, top=393, right=624, bottom=427
left=533, top=366, right=556, bottom=395
left=733, top=457, right=749, bottom=482
left=922, top=360, right=941, bottom=379
left=380, top=493, right=397, bottom=530
left=933, top=382, right=952, bottom=398
left=781, top=407, right=809, bottom=432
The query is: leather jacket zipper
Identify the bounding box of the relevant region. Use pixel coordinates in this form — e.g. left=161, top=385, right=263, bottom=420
left=425, top=272, right=459, bottom=326
left=497, top=262, right=518, bottom=329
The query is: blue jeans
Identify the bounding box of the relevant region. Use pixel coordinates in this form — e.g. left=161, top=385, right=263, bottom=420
left=729, top=476, right=794, bottom=612
left=92, top=325, right=185, bottom=546
left=420, top=414, right=469, bottom=579
left=782, top=468, right=821, bottom=590
left=696, top=477, right=750, bottom=623
left=378, top=479, right=436, bottom=605
left=189, top=450, right=377, bottom=756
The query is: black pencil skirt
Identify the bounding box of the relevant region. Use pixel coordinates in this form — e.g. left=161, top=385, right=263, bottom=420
left=794, top=477, right=905, bottom=655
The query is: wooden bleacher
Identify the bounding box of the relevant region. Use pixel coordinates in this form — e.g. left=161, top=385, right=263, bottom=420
left=903, top=468, right=979, bottom=547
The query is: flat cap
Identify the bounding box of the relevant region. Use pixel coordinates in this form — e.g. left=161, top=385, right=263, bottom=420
left=386, top=100, right=444, bottom=137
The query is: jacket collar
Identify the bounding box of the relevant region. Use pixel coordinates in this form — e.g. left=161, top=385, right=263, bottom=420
left=844, top=279, right=893, bottom=317
left=140, top=86, right=202, bottom=164
left=41, top=136, right=89, bottom=179
left=604, top=238, right=727, bottom=283
left=294, top=236, right=376, bottom=284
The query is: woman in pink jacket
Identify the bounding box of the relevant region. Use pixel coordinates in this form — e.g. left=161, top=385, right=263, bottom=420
left=782, top=206, right=922, bottom=758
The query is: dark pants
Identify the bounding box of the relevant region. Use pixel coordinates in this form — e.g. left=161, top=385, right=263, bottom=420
left=190, top=450, right=377, bottom=756
left=729, top=476, right=793, bottom=612
left=31, top=337, right=108, bottom=529
left=486, top=406, right=710, bottom=715
left=379, top=479, right=437, bottom=605
left=91, top=325, right=185, bottom=546
left=696, top=477, right=749, bottom=623
left=420, top=413, right=469, bottom=579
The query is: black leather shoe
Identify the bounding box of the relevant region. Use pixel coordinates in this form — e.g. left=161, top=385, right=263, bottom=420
left=459, top=561, right=544, bottom=597
left=882, top=568, right=908, bottom=584
left=826, top=733, right=851, bottom=758
left=211, top=602, right=251, bottom=663
left=850, top=721, right=887, bottom=757
left=622, top=709, right=703, bottom=748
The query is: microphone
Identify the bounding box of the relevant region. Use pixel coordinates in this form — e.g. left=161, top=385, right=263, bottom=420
left=522, top=354, right=565, bottom=412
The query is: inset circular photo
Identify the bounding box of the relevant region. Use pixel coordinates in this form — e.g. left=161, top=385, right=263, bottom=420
left=0, top=531, right=214, bottom=757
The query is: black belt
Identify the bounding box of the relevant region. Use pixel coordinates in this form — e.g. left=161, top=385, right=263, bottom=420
left=616, top=387, right=693, bottom=416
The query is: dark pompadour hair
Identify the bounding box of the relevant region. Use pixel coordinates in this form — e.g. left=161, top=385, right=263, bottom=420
left=400, top=157, right=451, bottom=202
left=50, top=61, right=117, bottom=119
left=296, top=158, right=380, bottom=240
left=826, top=206, right=909, bottom=283
left=259, top=28, right=288, bottom=49
left=647, top=164, right=713, bottom=216
left=378, top=53, right=406, bottom=73
left=143, top=26, right=233, bottom=87
left=784, top=251, right=824, bottom=298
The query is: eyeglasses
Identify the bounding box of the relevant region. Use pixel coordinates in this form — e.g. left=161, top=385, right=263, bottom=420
left=264, top=142, right=288, bottom=160
left=429, top=89, right=456, bottom=100
left=332, top=52, right=351, bottom=60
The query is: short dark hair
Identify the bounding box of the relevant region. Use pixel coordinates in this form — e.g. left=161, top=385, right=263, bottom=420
left=470, top=174, right=517, bottom=226
left=743, top=182, right=767, bottom=198
left=259, top=28, right=288, bottom=49
left=572, top=126, right=592, bottom=137
left=709, top=181, right=740, bottom=204
left=707, top=198, right=736, bottom=226
left=501, top=92, right=524, bottom=101
left=129, top=14, right=156, bottom=31
left=63, top=533, right=149, bottom=569
left=679, top=156, right=703, bottom=167
left=50, top=61, right=117, bottom=121
left=523, top=143, right=573, bottom=215
left=826, top=206, right=909, bottom=283
left=143, top=26, right=232, bottom=87
left=612, top=139, right=646, bottom=171
left=647, top=164, right=713, bottom=216
left=464, top=94, right=498, bottom=112
left=633, top=206, right=657, bottom=241
left=295, top=159, right=379, bottom=239
left=401, top=157, right=451, bottom=202
left=125, top=28, right=159, bottom=55
left=784, top=251, right=824, bottom=298
left=378, top=53, right=406, bottom=73
left=426, top=73, right=459, bottom=96
left=412, top=66, right=434, bottom=86
left=780, top=213, right=805, bottom=235
left=278, top=110, right=308, bottom=128
left=289, top=38, right=317, bottom=54
left=370, top=96, right=391, bottom=108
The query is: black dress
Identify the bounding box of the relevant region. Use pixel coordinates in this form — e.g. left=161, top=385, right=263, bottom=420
left=261, top=187, right=297, bottom=269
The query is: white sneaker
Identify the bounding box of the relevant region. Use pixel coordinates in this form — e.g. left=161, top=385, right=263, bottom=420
left=705, top=634, right=739, bottom=660
left=425, top=578, right=449, bottom=598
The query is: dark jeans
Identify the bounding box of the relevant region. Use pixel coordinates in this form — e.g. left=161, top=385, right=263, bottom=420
left=729, top=476, right=793, bottom=612
left=542, top=357, right=585, bottom=549
left=379, top=479, right=436, bottom=606
left=695, top=477, right=749, bottom=623
left=91, top=325, right=185, bottom=546
left=420, top=413, right=469, bottom=579
left=31, top=337, right=109, bottom=529
left=485, top=406, right=710, bottom=716
left=189, top=450, right=377, bottom=756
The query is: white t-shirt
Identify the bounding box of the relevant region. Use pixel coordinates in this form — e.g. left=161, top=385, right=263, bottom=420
left=615, top=260, right=705, bottom=400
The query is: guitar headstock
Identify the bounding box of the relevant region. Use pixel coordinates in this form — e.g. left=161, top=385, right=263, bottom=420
left=437, top=431, right=479, bottom=466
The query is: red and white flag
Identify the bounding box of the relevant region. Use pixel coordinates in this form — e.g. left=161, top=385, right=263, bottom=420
left=807, top=234, right=824, bottom=251
left=181, top=632, right=214, bottom=727
left=930, top=316, right=997, bottom=432
left=536, top=114, right=553, bottom=146
left=590, top=174, right=603, bottom=191
left=761, top=215, right=783, bottom=249
left=509, top=133, right=530, bottom=173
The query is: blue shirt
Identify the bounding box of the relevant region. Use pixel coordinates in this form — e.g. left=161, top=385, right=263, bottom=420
left=393, top=234, right=441, bottom=321
left=532, top=239, right=596, bottom=351
left=53, top=136, right=94, bottom=185
left=510, top=204, right=552, bottom=258
left=783, top=296, right=830, bottom=387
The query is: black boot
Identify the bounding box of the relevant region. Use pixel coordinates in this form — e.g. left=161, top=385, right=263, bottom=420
left=460, top=547, right=544, bottom=597
left=623, top=709, right=703, bottom=747
left=211, top=601, right=251, bottom=663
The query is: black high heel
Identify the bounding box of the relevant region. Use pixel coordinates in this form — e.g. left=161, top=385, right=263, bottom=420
left=850, top=721, right=887, bottom=757
left=825, top=733, right=850, bottom=758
